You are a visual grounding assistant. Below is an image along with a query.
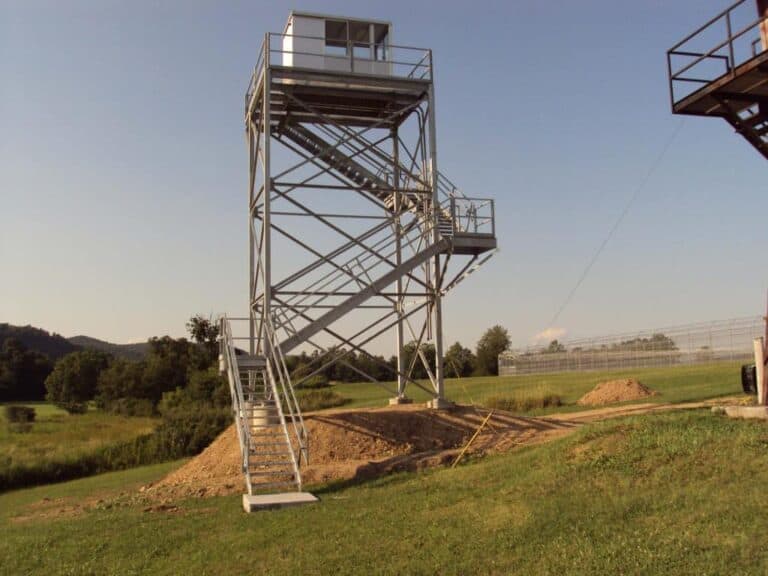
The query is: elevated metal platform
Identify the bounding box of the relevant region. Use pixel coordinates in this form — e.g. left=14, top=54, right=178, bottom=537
left=248, top=66, right=431, bottom=129
left=668, top=0, right=768, bottom=158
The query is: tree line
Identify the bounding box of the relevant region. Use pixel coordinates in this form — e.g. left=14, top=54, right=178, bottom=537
left=1, top=320, right=512, bottom=406
left=286, top=324, right=511, bottom=384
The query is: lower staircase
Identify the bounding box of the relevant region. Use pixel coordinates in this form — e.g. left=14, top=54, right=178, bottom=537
left=220, top=317, right=315, bottom=511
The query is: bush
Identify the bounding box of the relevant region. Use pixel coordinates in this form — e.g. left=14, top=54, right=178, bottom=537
left=4, top=405, right=36, bottom=433
left=150, top=408, right=230, bottom=457
left=294, top=374, right=330, bottom=389
left=484, top=393, right=562, bottom=413
left=295, top=389, right=348, bottom=412
left=105, top=397, right=155, bottom=417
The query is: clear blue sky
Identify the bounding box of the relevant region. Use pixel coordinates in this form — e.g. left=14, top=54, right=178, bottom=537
left=2, top=0, right=766, bottom=352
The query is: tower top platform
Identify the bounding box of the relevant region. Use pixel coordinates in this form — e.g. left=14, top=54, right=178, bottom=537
left=245, top=12, right=432, bottom=126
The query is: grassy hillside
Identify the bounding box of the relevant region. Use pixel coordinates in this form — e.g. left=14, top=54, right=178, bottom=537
left=333, top=361, right=744, bottom=412
left=1, top=410, right=767, bottom=574
left=0, top=403, right=158, bottom=489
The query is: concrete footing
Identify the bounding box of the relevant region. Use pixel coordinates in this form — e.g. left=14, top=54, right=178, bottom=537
left=427, top=397, right=454, bottom=410
left=721, top=405, right=768, bottom=420
left=389, top=396, right=413, bottom=405
left=242, top=492, right=318, bottom=513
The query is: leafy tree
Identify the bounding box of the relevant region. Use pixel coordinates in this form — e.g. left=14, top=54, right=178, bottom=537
left=445, top=342, right=475, bottom=377
left=610, top=333, right=677, bottom=352
left=96, top=336, right=217, bottom=414
left=401, top=341, right=436, bottom=380
left=475, top=325, right=510, bottom=376
left=159, top=367, right=230, bottom=413
left=95, top=358, right=151, bottom=414
left=186, top=315, right=220, bottom=362
left=544, top=340, right=566, bottom=354
left=45, top=350, right=111, bottom=413
left=0, top=338, right=53, bottom=402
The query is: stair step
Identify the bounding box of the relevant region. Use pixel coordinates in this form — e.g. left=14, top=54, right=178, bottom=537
left=248, top=469, right=295, bottom=477
left=249, top=451, right=292, bottom=457
left=249, top=481, right=298, bottom=491
left=741, top=113, right=767, bottom=128
left=236, top=355, right=267, bottom=369
left=249, top=460, right=294, bottom=467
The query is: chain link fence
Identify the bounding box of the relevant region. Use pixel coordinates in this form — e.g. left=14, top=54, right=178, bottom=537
left=499, top=316, right=764, bottom=376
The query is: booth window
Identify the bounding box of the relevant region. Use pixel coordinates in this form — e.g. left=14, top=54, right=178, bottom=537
left=373, top=24, right=388, bottom=61
left=350, top=21, right=371, bottom=59
left=325, top=20, right=348, bottom=56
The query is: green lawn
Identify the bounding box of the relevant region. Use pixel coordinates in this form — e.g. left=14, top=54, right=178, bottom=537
left=0, top=402, right=158, bottom=489
left=333, top=361, right=745, bottom=413
left=1, top=410, right=767, bottom=575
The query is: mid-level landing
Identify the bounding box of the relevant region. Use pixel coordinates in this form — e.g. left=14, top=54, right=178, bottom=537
left=450, top=234, right=497, bottom=256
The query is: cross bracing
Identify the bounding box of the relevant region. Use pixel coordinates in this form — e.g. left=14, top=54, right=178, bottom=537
left=220, top=26, right=497, bottom=497
left=244, top=47, right=497, bottom=403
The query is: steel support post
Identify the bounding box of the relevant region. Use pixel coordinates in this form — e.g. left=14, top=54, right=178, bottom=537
left=261, top=34, right=272, bottom=353
left=392, top=126, right=410, bottom=403
left=248, top=122, right=256, bottom=355
left=426, top=82, right=449, bottom=409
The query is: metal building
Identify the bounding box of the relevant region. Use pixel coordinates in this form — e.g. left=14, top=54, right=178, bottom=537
left=220, top=12, right=497, bottom=502
left=668, top=0, right=768, bottom=158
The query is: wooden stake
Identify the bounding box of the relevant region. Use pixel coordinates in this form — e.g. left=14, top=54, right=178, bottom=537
left=451, top=410, right=494, bottom=469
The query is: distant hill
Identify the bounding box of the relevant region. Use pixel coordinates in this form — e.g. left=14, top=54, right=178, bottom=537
left=0, top=323, right=79, bottom=360
left=0, top=323, right=150, bottom=362
left=68, top=335, right=149, bottom=361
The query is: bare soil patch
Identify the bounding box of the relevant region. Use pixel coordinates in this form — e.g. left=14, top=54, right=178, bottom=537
left=144, top=396, right=743, bottom=503
left=144, top=404, right=577, bottom=501
left=577, top=378, right=657, bottom=407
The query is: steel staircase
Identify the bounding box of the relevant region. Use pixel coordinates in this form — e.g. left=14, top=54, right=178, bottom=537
left=268, top=120, right=497, bottom=355
left=716, top=100, right=768, bottom=159
left=220, top=317, right=307, bottom=495
left=275, top=122, right=460, bottom=239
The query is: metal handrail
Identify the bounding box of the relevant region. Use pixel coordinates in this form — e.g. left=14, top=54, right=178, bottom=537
left=263, top=314, right=308, bottom=467
left=220, top=317, right=251, bottom=488
left=667, top=0, right=767, bottom=105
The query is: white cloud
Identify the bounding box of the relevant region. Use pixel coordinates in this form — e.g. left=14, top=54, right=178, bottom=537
left=532, top=327, right=567, bottom=343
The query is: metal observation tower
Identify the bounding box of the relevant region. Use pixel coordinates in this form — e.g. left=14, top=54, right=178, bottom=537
left=220, top=12, right=497, bottom=503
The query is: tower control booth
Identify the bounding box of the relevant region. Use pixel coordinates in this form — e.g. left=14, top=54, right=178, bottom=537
left=667, top=0, right=768, bottom=159
left=220, top=12, right=498, bottom=508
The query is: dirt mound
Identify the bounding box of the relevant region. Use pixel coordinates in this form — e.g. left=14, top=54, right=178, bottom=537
left=577, top=378, right=657, bottom=407
left=145, top=404, right=576, bottom=501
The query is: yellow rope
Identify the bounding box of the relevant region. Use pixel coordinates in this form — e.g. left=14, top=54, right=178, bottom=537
left=451, top=410, right=494, bottom=469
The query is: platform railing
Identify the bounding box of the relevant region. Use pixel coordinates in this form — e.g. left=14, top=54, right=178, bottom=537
left=265, top=32, right=431, bottom=79
left=449, top=197, right=495, bottom=237
left=667, top=0, right=768, bottom=106
left=245, top=31, right=431, bottom=113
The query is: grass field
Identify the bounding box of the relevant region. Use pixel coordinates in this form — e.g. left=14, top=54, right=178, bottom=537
left=0, top=402, right=158, bottom=487
left=1, top=409, right=767, bottom=575
left=333, top=361, right=745, bottom=413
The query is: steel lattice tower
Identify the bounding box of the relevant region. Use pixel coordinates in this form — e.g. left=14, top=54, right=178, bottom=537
left=244, top=12, right=497, bottom=407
